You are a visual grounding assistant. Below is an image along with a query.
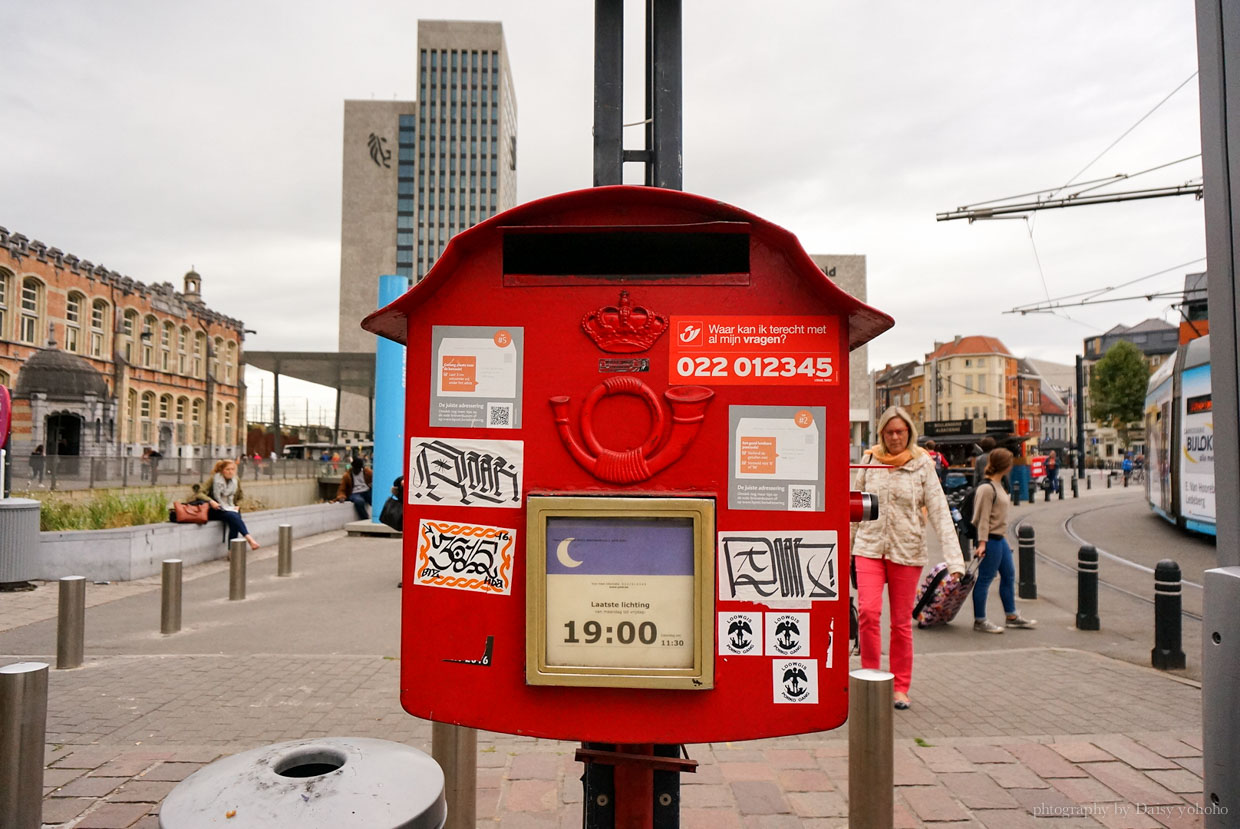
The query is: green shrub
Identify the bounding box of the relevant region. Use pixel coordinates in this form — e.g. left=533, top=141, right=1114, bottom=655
left=39, top=492, right=171, bottom=531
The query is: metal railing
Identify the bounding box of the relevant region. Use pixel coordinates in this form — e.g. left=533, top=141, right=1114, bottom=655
left=11, top=455, right=332, bottom=492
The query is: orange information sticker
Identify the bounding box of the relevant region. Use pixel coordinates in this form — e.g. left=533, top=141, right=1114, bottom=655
left=738, top=436, right=777, bottom=474
left=440, top=356, right=478, bottom=392
left=669, top=316, right=839, bottom=386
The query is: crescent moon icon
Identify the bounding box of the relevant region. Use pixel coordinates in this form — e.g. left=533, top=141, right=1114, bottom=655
left=556, top=537, right=582, bottom=568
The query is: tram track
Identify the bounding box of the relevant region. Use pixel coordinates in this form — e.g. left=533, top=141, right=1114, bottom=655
left=1013, top=502, right=1203, bottom=623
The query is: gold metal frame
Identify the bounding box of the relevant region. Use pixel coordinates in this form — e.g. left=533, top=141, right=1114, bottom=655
left=525, top=496, right=715, bottom=690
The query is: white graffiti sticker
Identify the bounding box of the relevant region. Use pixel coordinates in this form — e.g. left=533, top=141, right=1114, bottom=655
left=765, top=612, right=810, bottom=657
left=717, top=531, right=839, bottom=603
left=718, top=611, right=763, bottom=656
left=773, top=659, right=818, bottom=704
left=409, top=437, right=523, bottom=508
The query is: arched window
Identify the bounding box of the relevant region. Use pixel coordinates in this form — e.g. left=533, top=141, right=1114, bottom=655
left=159, top=393, right=172, bottom=421
left=193, top=332, right=206, bottom=378
left=122, top=309, right=138, bottom=362
left=213, top=337, right=224, bottom=380
left=0, top=369, right=9, bottom=388
left=176, top=396, right=188, bottom=443
left=224, top=403, right=235, bottom=446
left=90, top=299, right=109, bottom=358
left=142, top=315, right=157, bottom=366
left=140, top=391, right=154, bottom=443
left=0, top=269, right=10, bottom=340
left=178, top=326, right=190, bottom=374
left=127, top=389, right=137, bottom=442
left=161, top=321, right=174, bottom=371
left=191, top=398, right=204, bottom=443
left=225, top=340, right=237, bottom=384
left=65, top=292, right=85, bottom=353
left=20, top=278, right=43, bottom=344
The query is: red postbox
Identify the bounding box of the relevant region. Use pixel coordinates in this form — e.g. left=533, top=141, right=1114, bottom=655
left=363, top=186, right=892, bottom=744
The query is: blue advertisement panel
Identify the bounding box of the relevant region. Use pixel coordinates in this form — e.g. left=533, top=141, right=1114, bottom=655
left=1179, top=363, right=1214, bottom=529
left=372, top=275, right=408, bottom=522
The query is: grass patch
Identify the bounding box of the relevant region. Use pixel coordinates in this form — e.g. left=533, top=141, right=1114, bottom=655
left=39, top=491, right=172, bottom=531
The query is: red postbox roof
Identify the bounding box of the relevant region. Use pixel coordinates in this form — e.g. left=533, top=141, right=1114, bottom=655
left=361, top=186, right=893, bottom=349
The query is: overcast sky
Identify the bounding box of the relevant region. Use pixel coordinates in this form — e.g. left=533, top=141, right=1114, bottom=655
left=3, top=2, right=1205, bottom=422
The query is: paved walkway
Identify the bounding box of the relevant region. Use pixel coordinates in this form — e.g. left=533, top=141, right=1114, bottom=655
left=0, top=494, right=1213, bottom=828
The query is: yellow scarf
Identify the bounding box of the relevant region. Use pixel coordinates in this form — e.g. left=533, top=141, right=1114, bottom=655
left=869, top=444, right=914, bottom=468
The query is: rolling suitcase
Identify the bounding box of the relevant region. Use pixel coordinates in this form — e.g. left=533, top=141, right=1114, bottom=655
left=912, top=555, right=981, bottom=628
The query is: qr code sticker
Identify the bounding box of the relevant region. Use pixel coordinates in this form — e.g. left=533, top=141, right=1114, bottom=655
left=788, top=485, right=816, bottom=511
left=487, top=402, right=513, bottom=428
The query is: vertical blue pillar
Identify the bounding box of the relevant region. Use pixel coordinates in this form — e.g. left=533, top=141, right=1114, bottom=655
left=372, top=275, right=407, bottom=523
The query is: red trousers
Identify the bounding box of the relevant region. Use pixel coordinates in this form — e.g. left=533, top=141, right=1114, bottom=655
left=854, top=556, right=924, bottom=695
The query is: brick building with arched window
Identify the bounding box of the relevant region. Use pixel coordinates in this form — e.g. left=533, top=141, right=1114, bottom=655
left=0, top=225, right=246, bottom=466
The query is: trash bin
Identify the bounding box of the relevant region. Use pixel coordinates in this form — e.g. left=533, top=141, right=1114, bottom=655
left=159, top=737, right=446, bottom=829
left=0, top=499, right=41, bottom=584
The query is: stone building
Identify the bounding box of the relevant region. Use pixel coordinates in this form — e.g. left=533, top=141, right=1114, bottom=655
left=0, top=226, right=246, bottom=464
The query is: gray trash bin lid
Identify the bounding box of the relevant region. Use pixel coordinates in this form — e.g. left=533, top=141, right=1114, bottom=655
left=159, top=737, right=445, bottom=829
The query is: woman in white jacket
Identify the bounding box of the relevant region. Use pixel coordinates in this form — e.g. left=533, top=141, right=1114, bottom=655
left=851, top=406, right=966, bottom=710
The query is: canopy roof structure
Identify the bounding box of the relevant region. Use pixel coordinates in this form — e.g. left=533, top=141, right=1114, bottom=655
left=244, top=351, right=376, bottom=450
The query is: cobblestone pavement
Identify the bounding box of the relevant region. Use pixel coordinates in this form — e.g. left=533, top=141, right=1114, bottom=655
left=0, top=505, right=1213, bottom=828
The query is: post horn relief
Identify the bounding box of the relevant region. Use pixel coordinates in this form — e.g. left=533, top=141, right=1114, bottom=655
left=550, top=377, right=713, bottom=484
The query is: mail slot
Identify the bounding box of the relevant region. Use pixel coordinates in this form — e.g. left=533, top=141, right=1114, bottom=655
left=362, top=185, right=892, bottom=744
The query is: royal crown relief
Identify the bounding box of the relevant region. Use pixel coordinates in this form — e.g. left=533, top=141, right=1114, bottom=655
left=548, top=290, right=713, bottom=484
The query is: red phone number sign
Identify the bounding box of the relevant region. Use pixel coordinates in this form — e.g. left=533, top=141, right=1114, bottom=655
left=668, top=316, right=839, bottom=386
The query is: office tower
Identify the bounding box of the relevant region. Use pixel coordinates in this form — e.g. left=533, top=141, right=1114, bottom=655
left=339, top=20, right=516, bottom=353
left=337, top=20, right=517, bottom=430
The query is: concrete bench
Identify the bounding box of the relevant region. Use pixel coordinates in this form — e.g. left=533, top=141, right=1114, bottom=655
left=35, top=502, right=358, bottom=582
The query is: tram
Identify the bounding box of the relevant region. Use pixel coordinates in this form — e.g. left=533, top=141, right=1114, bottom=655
left=1144, top=335, right=1215, bottom=536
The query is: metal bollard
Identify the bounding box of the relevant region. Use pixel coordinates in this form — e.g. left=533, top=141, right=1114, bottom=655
left=229, top=539, right=247, bottom=601
left=1012, top=484, right=1021, bottom=507
left=1076, top=545, right=1100, bottom=630
left=1058, top=479, right=1064, bottom=500
left=848, top=668, right=894, bottom=829
left=1017, top=525, right=1037, bottom=599
left=0, top=661, right=49, bottom=829
left=161, top=559, right=182, bottom=634
left=1087, top=473, right=1091, bottom=490
left=1071, top=476, right=1079, bottom=498
left=57, top=576, right=86, bottom=669
left=1044, top=482, right=1051, bottom=502
left=278, top=524, right=293, bottom=577
left=1107, top=473, right=1111, bottom=489
left=1152, top=560, right=1187, bottom=670
left=433, top=722, right=477, bottom=829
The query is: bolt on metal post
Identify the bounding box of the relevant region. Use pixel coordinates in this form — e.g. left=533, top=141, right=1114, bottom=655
left=161, top=559, right=182, bottom=634
left=278, top=524, right=293, bottom=576
left=1152, top=559, right=1187, bottom=670
left=1076, top=545, right=1100, bottom=630
left=1017, top=525, right=1037, bottom=599
left=0, top=661, right=49, bottom=829
left=229, top=539, right=247, bottom=601
left=432, top=722, right=477, bottom=829
left=57, top=575, right=86, bottom=669
left=849, top=668, right=894, bottom=829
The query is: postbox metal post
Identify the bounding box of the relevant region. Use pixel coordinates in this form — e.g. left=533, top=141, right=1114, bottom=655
left=57, top=575, right=85, bottom=669
left=1077, top=545, right=1100, bottom=630
left=161, top=559, right=182, bottom=634
left=849, top=668, right=894, bottom=829
left=1152, top=560, right=1187, bottom=670
left=1017, top=525, right=1037, bottom=599
left=278, top=524, right=293, bottom=576
left=0, top=661, right=48, bottom=829
left=229, top=539, right=247, bottom=601
left=432, top=722, right=476, bottom=829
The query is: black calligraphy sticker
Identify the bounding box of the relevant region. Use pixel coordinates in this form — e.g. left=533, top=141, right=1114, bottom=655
left=717, top=531, right=838, bottom=603
left=409, top=438, right=523, bottom=508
